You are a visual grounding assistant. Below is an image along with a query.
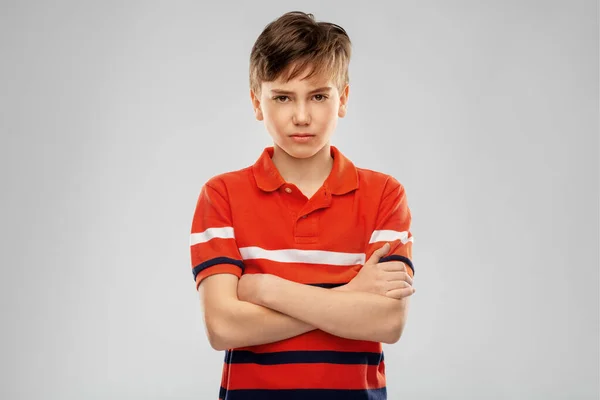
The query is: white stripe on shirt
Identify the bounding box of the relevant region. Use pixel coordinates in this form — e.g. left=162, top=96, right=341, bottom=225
left=239, top=247, right=366, bottom=266
left=369, top=230, right=413, bottom=245
left=190, top=227, right=235, bottom=245
left=190, top=227, right=412, bottom=264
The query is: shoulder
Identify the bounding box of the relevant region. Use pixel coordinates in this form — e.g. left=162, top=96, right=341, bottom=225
left=202, top=165, right=254, bottom=197
left=356, top=167, right=405, bottom=198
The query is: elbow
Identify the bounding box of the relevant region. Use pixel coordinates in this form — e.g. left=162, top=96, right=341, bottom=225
left=204, top=314, right=235, bottom=351
left=205, top=320, right=227, bottom=350
left=206, top=329, right=229, bottom=351
left=381, top=320, right=405, bottom=344
left=380, top=301, right=409, bottom=344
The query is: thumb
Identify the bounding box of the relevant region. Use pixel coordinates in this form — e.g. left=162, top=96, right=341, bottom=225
left=366, top=242, right=390, bottom=265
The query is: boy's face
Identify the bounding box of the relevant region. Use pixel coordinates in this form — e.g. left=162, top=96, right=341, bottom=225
left=250, top=65, right=349, bottom=160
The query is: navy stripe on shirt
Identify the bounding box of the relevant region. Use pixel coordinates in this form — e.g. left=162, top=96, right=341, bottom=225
left=307, top=282, right=346, bottom=288
left=225, top=349, right=384, bottom=365
left=192, top=257, right=245, bottom=281
left=220, top=387, right=387, bottom=400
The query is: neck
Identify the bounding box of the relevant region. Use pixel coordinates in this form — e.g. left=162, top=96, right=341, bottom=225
left=271, top=143, right=333, bottom=187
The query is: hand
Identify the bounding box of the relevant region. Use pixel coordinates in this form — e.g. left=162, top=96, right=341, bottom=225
left=346, top=242, right=415, bottom=300
left=237, top=273, right=271, bottom=304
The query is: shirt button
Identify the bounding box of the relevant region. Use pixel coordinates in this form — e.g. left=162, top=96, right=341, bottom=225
left=301, top=215, right=307, bottom=219
left=284, top=187, right=292, bottom=193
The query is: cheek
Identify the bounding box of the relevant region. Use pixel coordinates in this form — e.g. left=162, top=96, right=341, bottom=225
left=264, top=109, right=288, bottom=129
left=318, top=105, right=339, bottom=125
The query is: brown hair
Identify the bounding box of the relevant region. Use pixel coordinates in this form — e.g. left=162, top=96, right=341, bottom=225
left=249, top=11, right=352, bottom=96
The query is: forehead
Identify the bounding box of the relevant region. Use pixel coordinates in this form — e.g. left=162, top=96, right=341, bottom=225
left=265, top=64, right=335, bottom=90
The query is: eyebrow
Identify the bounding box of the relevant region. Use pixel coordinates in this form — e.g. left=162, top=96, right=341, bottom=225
left=270, top=86, right=333, bottom=95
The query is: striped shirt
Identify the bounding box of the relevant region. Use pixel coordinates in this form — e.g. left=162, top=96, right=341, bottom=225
left=190, top=145, right=414, bottom=400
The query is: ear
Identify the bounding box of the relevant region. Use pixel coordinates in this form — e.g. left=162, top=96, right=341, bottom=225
left=338, top=84, right=349, bottom=118
left=250, top=89, right=264, bottom=121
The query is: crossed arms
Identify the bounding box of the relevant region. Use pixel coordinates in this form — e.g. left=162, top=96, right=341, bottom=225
left=198, top=243, right=416, bottom=350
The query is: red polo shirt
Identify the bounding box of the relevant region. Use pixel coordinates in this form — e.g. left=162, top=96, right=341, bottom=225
left=189, top=145, right=414, bottom=400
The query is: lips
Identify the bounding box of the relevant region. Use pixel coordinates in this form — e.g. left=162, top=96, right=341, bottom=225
left=289, top=134, right=315, bottom=143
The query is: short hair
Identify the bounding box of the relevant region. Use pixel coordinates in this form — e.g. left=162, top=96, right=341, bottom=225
left=249, top=11, right=352, bottom=96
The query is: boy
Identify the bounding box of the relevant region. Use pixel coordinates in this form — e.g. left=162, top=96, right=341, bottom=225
left=190, top=11, right=415, bottom=400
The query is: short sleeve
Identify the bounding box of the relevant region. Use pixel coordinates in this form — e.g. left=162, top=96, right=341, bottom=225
left=364, top=177, right=414, bottom=278
left=189, top=181, right=245, bottom=291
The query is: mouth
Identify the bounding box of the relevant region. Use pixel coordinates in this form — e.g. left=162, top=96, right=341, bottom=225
left=289, top=133, right=315, bottom=143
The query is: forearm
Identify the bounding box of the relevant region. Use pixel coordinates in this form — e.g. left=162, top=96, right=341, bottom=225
left=257, top=276, right=406, bottom=343
left=210, top=298, right=316, bottom=350
left=213, top=285, right=352, bottom=349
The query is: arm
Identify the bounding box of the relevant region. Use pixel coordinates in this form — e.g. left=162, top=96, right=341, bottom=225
left=241, top=262, right=411, bottom=345
left=201, top=248, right=414, bottom=349
left=199, top=273, right=354, bottom=350
left=262, top=276, right=411, bottom=344
left=199, top=274, right=314, bottom=350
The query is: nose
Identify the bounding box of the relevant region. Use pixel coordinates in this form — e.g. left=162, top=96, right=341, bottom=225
left=292, top=102, right=310, bottom=125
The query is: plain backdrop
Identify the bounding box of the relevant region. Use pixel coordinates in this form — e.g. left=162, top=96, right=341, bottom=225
left=1, top=1, right=598, bottom=399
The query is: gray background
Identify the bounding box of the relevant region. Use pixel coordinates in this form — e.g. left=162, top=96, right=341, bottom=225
left=1, top=0, right=598, bottom=399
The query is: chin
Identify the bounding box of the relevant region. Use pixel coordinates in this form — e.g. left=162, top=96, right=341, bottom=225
left=279, top=142, right=325, bottom=159
left=280, top=147, right=315, bottom=159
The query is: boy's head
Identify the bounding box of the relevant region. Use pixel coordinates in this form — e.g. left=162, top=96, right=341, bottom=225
left=249, top=11, right=352, bottom=160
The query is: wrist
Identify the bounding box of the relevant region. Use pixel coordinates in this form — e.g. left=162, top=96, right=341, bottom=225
left=337, top=281, right=358, bottom=292
left=332, top=283, right=352, bottom=292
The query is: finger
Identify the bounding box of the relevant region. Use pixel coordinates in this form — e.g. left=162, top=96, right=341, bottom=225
left=366, top=242, right=390, bottom=265
left=379, top=261, right=407, bottom=272
left=386, top=280, right=411, bottom=291
left=382, top=271, right=413, bottom=286
left=386, top=286, right=416, bottom=300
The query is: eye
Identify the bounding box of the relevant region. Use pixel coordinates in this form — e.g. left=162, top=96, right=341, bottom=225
left=313, top=94, right=328, bottom=102
left=274, top=96, right=289, bottom=103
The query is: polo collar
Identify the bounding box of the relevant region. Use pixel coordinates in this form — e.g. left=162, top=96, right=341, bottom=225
left=252, top=145, right=359, bottom=195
